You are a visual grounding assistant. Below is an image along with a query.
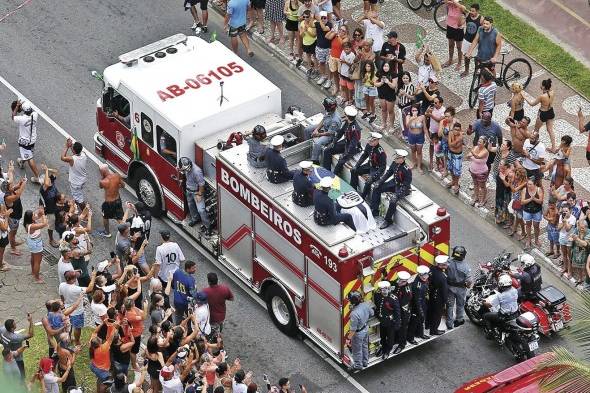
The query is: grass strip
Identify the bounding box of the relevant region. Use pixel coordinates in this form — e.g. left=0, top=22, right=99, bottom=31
left=476, top=0, right=590, bottom=98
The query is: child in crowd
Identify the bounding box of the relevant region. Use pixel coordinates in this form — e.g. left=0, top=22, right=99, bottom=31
left=544, top=197, right=560, bottom=260
left=339, top=42, right=356, bottom=106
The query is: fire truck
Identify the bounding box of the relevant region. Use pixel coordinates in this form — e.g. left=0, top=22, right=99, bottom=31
left=93, top=34, right=451, bottom=368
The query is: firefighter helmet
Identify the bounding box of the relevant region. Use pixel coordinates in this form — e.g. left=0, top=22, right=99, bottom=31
left=519, top=253, right=536, bottom=268
left=347, top=291, right=362, bottom=305
left=498, top=274, right=512, bottom=288
left=178, top=157, right=193, bottom=173
left=452, top=246, right=467, bottom=261
left=322, top=97, right=337, bottom=112
left=252, top=125, right=267, bottom=141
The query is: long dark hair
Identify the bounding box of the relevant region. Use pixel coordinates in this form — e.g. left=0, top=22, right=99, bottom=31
left=23, top=210, right=34, bottom=229
left=361, top=61, right=375, bottom=80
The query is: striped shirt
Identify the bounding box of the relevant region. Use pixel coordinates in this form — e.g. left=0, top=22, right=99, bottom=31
left=492, top=150, right=517, bottom=179
left=478, top=82, right=497, bottom=111
left=398, top=83, right=416, bottom=108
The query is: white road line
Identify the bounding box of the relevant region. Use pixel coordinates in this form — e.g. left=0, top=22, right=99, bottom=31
left=0, top=74, right=371, bottom=393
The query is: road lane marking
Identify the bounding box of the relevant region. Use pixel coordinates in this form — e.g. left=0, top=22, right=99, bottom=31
left=0, top=0, right=32, bottom=23
left=550, top=0, right=590, bottom=29
left=0, top=73, right=371, bottom=393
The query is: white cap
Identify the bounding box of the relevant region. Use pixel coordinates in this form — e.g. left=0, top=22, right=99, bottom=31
left=319, top=10, right=328, bottom=17
left=377, top=281, right=391, bottom=289
left=417, top=265, right=430, bottom=275
left=299, top=161, right=313, bottom=170
left=319, top=177, right=333, bottom=188
left=337, top=191, right=363, bottom=209
left=395, top=149, right=408, bottom=158
left=435, top=255, right=449, bottom=265
left=20, top=100, right=32, bottom=112
left=97, top=260, right=109, bottom=272
left=397, top=271, right=411, bottom=281
left=369, top=132, right=383, bottom=140
left=344, top=105, right=358, bottom=117
left=270, top=135, right=284, bottom=147
left=429, top=75, right=438, bottom=83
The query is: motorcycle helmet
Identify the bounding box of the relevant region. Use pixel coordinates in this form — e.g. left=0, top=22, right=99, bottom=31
left=498, top=274, right=512, bottom=288
left=451, top=246, right=467, bottom=261
left=347, top=291, right=362, bottom=306
left=252, top=125, right=267, bottom=141
left=322, top=97, right=337, bottom=112
left=519, top=253, right=536, bottom=268
left=178, top=157, right=193, bottom=173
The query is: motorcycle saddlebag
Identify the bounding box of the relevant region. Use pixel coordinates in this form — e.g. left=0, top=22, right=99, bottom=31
left=516, top=311, right=539, bottom=329
left=537, top=285, right=566, bottom=308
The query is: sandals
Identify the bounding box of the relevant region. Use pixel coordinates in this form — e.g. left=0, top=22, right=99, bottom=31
left=545, top=251, right=554, bottom=256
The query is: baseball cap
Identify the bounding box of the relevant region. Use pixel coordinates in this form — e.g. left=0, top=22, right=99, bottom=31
left=97, top=260, right=110, bottom=273
left=20, top=100, right=33, bottom=112
left=428, top=75, right=438, bottom=83
left=319, top=11, right=328, bottom=17
left=117, top=223, right=130, bottom=232
left=160, top=365, right=174, bottom=379
left=387, top=31, right=398, bottom=38
left=195, top=291, right=208, bottom=304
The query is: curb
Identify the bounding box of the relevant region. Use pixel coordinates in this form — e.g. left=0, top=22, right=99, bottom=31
left=208, top=4, right=585, bottom=293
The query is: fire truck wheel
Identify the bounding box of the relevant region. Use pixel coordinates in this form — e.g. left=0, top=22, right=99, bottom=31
left=133, top=166, right=163, bottom=217
left=265, top=285, right=298, bottom=336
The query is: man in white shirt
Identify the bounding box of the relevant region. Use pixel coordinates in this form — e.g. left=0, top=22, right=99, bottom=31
left=414, top=45, right=437, bottom=86
left=361, top=11, right=385, bottom=61
left=11, top=99, right=41, bottom=183
left=57, top=242, right=76, bottom=285
left=155, top=230, right=185, bottom=287
left=60, top=138, right=88, bottom=205
left=159, top=365, right=184, bottom=393
left=193, top=292, right=212, bottom=336
left=58, top=270, right=96, bottom=345
left=521, top=129, right=546, bottom=183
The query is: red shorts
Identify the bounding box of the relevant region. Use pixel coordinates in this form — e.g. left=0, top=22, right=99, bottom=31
left=339, top=75, right=354, bottom=90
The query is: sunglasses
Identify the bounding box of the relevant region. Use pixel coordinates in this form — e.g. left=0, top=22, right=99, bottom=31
left=353, top=33, right=361, bottom=37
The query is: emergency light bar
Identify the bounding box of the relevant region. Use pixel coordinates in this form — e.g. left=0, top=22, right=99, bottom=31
left=119, top=33, right=188, bottom=66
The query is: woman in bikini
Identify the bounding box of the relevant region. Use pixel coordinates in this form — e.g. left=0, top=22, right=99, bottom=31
left=543, top=135, right=572, bottom=189
left=508, top=82, right=525, bottom=121
left=525, top=78, right=556, bottom=152
left=405, top=104, right=427, bottom=174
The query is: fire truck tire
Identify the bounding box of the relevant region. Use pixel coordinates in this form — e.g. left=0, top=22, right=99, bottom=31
left=132, top=166, right=163, bottom=217
left=265, top=285, right=298, bottom=336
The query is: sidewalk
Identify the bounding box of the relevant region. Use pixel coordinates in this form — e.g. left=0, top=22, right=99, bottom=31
left=211, top=0, right=590, bottom=290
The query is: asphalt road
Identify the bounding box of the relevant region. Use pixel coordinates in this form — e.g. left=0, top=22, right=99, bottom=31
left=0, top=1, right=583, bottom=392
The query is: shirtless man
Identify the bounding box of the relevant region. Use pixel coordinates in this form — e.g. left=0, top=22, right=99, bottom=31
left=506, top=116, right=530, bottom=156
left=96, top=164, right=124, bottom=238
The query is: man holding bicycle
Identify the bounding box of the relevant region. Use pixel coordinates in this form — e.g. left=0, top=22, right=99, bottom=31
left=465, top=16, right=503, bottom=69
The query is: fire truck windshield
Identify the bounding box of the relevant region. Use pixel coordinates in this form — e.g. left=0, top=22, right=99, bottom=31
left=102, top=87, right=131, bottom=128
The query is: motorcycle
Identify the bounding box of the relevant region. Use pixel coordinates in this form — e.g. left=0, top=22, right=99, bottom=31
left=465, top=252, right=540, bottom=361
left=519, top=285, right=572, bottom=336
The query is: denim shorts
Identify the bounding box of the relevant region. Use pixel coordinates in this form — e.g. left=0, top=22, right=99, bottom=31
left=90, top=363, right=111, bottom=382
left=363, top=86, right=378, bottom=97
left=407, top=132, right=425, bottom=146
left=70, top=313, right=84, bottom=329
left=522, top=210, right=542, bottom=223
left=26, top=236, right=43, bottom=253
left=547, top=224, right=559, bottom=243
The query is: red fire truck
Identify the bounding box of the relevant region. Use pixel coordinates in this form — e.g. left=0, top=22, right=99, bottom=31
left=94, top=34, right=451, bottom=368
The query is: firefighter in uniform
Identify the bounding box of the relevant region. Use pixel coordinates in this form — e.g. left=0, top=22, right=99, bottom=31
left=350, top=132, right=387, bottom=200
left=313, top=177, right=356, bottom=231
left=322, top=105, right=362, bottom=176
left=373, top=281, right=400, bottom=360
left=446, top=246, right=472, bottom=329
left=512, top=253, right=542, bottom=301
left=265, top=135, right=295, bottom=184
left=292, top=161, right=315, bottom=207
left=345, top=291, right=373, bottom=371
left=392, top=271, right=412, bottom=354
left=370, top=149, right=412, bottom=229
left=407, top=265, right=431, bottom=344
left=304, top=97, right=342, bottom=165
left=428, top=255, right=449, bottom=335
left=247, top=125, right=268, bottom=168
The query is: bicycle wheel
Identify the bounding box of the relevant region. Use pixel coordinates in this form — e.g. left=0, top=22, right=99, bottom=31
left=502, top=58, right=533, bottom=89
left=407, top=0, right=423, bottom=10
left=433, top=2, right=447, bottom=31
left=423, top=0, right=435, bottom=9
left=468, top=71, right=480, bottom=109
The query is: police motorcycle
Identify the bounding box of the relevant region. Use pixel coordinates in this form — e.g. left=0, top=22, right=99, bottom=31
left=465, top=253, right=540, bottom=361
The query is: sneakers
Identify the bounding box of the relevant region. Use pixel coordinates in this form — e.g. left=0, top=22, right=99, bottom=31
left=322, top=79, right=332, bottom=89
left=201, top=26, right=208, bottom=33
left=368, top=114, right=377, bottom=124
left=295, top=59, right=303, bottom=68
left=361, top=112, right=371, bottom=120
left=29, top=176, right=40, bottom=184
left=191, top=21, right=203, bottom=30
left=316, top=76, right=327, bottom=85
left=16, top=158, right=24, bottom=169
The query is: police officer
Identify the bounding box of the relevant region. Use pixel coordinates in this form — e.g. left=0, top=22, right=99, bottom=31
left=483, top=274, right=519, bottom=337
left=247, top=125, right=268, bottom=168
left=446, top=246, right=472, bottom=329
left=292, top=161, right=315, bottom=207
left=322, top=105, right=362, bottom=176
left=391, top=271, right=412, bottom=354
left=345, top=291, right=373, bottom=371
left=305, top=97, right=342, bottom=165
left=350, top=132, right=387, bottom=200
left=178, top=157, right=212, bottom=235
left=313, top=177, right=356, bottom=231
left=265, top=135, right=295, bottom=184
left=370, top=149, right=412, bottom=229
left=373, top=281, right=400, bottom=359
left=512, top=253, right=542, bottom=301
left=428, top=255, right=449, bottom=335
left=407, top=265, right=430, bottom=344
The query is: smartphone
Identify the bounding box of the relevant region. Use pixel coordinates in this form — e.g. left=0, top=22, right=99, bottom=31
left=110, top=251, right=116, bottom=259
left=143, top=359, right=149, bottom=366
left=25, top=340, right=30, bottom=348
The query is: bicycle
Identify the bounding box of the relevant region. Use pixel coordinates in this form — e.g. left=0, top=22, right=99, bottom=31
left=433, top=0, right=448, bottom=31
left=406, top=0, right=442, bottom=12
left=467, top=43, right=532, bottom=109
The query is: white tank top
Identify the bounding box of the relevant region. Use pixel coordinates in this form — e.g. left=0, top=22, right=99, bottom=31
left=69, top=153, right=88, bottom=186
